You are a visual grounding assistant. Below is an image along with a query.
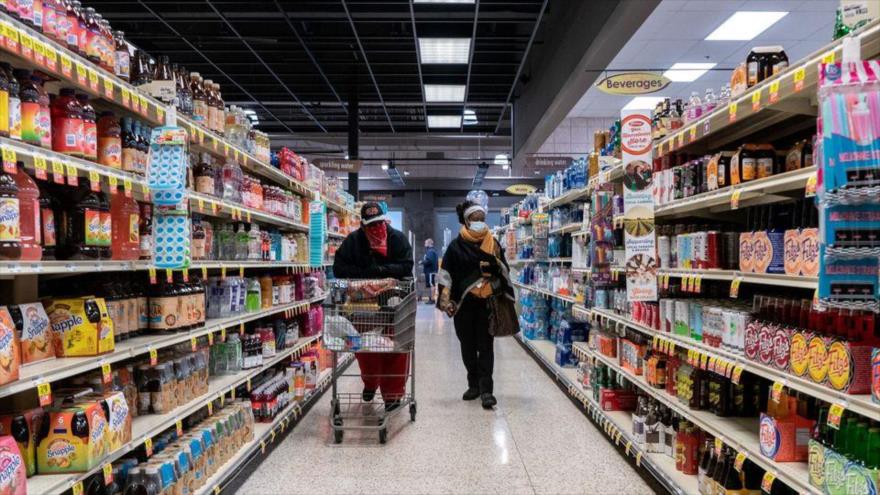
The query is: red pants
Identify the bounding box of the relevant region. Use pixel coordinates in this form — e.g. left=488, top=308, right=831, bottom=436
left=357, top=352, right=410, bottom=401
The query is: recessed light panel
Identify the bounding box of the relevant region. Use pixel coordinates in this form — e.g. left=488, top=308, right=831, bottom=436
left=622, top=96, right=666, bottom=111
left=414, top=0, right=475, bottom=3
left=663, top=62, right=717, bottom=82
left=427, top=115, right=463, bottom=128
left=705, top=11, right=788, bottom=41
left=419, top=38, right=471, bottom=64
left=424, top=84, right=466, bottom=102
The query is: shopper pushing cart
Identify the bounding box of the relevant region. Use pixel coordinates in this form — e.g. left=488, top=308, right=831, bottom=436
left=329, top=202, right=415, bottom=442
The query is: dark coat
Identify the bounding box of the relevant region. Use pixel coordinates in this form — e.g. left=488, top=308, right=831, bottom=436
left=422, top=247, right=439, bottom=274
left=333, top=226, right=414, bottom=280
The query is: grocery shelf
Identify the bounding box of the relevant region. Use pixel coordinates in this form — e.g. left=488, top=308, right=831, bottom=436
left=548, top=257, right=573, bottom=263
left=516, top=336, right=697, bottom=495
left=189, top=191, right=309, bottom=232
left=512, top=281, right=578, bottom=304
left=585, top=307, right=880, bottom=423
left=571, top=229, right=590, bottom=237
left=657, top=268, right=818, bottom=289
left=550, top=223, right=584, bottom=235
left=654, top=167, right=816, bottom=219
left=547, top=187, right=590, bottom=209
left=655, top=20, right=880, bottom=156
left=572, top=342, right=815, bottom=495
left=27, top=334, right=323, bottom=495
left=196, top=356, right=353, bottom=495
left=0, top=260, right=320, bottom=277
left=0, top=295, right=326, bottom=401
left=327, top=231, right=347, bottom=240
left=322, top=195, right=358, bottom=217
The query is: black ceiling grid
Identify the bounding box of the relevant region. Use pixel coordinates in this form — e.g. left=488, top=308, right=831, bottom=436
left=89, top=0, right=546, bottom=138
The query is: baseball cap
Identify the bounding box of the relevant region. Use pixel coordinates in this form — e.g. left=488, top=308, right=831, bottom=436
left=360, top=202, right=387, bottom=225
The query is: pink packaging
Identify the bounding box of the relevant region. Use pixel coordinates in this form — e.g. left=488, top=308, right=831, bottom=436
left=0, top=436, right=27, bottom=495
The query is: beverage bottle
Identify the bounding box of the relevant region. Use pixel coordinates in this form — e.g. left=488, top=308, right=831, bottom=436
left=73, top=0, right=87, bottom=55
left=0, top=65, right=8, bottom=138
left=110, top=185, right=139, bottom=260
left=83, top=7, right=100, bottom=64
left=236, top=223, right=248, bottom=260
left=4, top=64, right=20, bottom=141
left=15, top=69, right=40, bottom=146
left=687, top=91, right=702, bottom=122
left=191, top=214, right=205, bottom=260
left=97, top=111, right=121, bottom=168
left=136, top=124, right=150, bottom=175
left=37, top=182, right=56, bottom=259
left=97, top=186, right=110, bottom=259
left=18, top=0, right=34, bottom=27
left=6, top=0, right=20, bottom=20
left=176, top=66, right=193, bottom=116
left=42, top=0, right=57, bottom=41
left=52, top=0, right=68, bottom=45
left=248, top=223, right=261, bottom=260
left=95, top=15, right=111, bottom=71
left=194, top=152, right=215, bottom=195
left=121, top=117, right=137, bottom=173
left=204, top=79, right=217, bottom=132
left=33, top=75, right=51, bottom=149
left=77, top=94, right=97, bottom=162
left=131, top=50, right=152, bottom=87
left=867, top=427, right=880, bottom=469
left=703, top=88, right=717, bottom=115
left=113, top=31, right=130, bottom=81
left=64, top=0, right=79, bottom=53
left=0, top=161, right=21, bottom=260
left=14, top=164, right=40, bottom=260
left=138, top=202, right=152, bottom=259
left=153, top=55, right=174, bottom=104
left=33, top=0, right=44, bottom=31
left=190, top=72, right=207, bottom=125
left=214, top=83, right=225, bottom=135
left=51, top=88, right=83, bottom=157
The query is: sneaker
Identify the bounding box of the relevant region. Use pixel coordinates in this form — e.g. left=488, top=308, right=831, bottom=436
left=362, top=389, right=376, bottom=402
left=384, top=400, right=402, bottom=413
left=462, top=387, right=480, bottom=401
left=481, top=393, right=497, bottom=409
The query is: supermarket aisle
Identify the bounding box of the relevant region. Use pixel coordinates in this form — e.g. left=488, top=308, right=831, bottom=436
left=238, top=305, right=652, bottom=495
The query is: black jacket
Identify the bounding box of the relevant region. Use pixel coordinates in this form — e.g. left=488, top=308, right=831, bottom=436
left=436, top=235, right=514, bottom=313
left=333, top=226, right=414, bottom=280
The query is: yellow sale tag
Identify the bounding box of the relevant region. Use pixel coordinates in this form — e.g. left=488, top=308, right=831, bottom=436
left=60, top=54, right=72, bottom=77
left=239, top=322, right=245, bottom=335
left=260, top=441, right=266, bottom=454
left=714, top=437, right=723, bottom=455
left=828, top=402, right=845, bottom=430
left=37, top=381, right=52, bottom=406
left=694, top=275, right=702, bottom=293
left=731, top=365, right=744, bottom=385
left=108, top=174, right=118, bottom=191
left=728, top=101, right=737, bottom=123
left=635, top=452, right=642, bottom=468
left=144, top=437, right=153, bottom=456
left=219, top=394, right=224, bottom=407
left=700, top=353, right=709, bottom=370
left=190, top=336, right=197, bottom=352
left=201, top=266, right=208, bottom=279
left=121, top=87, right=131, bottom=108
left=230, top=388, right=235, bottom=400
left=625, top=441, right=632, bottom=456
left=652, top=335, right=659, bottom=349
left=224, top=143, right=229, bottom=156
left=75, top=62, right=87, bottom=85
left=676, top=132, right=684, bottom=149
left=734, top=452, right=747, bottom=472
left=1, top=147, right=16, bottom=173
left=149, top=348, right=158, bottom=366
left=214, top=487, right=220, bottom=495
left=138, top=95, right=148, bottom=115
left=709, top=356, right=718, bottom=373
left=207, top=401, right=213, bottom=415
left=207, top=331, right=214, bottom=345
left=769, top=80, right=780, bottom=104
left=689, top=126, right=696, bottom=142
left=176, top=420, right=183, bottom=436
left=102, top=463, right=113, bottom=485
left=751, top=88, right=761, bottom=111
left=124, top=177, right=132, bottom=197
left=33, top=155, right=47, bottom=179
left=103, top=77, right=114, bottom=98
left=668, top=341, right=676, bottom=355
left=87, top=68, right=99, bottom=91
left=771, top=381, right=785, bottom=403
left=65, top=163, right=79, bottom=186
left=730, top=277, right=742, bottom=298
left=761, top=472, right=776, bottom=493
left=101, top=362, right=112, bottom=384
left=246, top=377, right=251, bottom=391
left=19, top=33, right=32, bottom=59
left=156, top=106, right=164, bottom=123
left=165, top=268, right=172, bottom=283
left=51, top=159, right=64, bottom=184
left=221, top=266, right=227, bottom=279
left=72, top=481, right=84, bottom=495
left=793, top=66, right=806, bottom=92
left=239, top=266, right=244, bottom=277
left=730, top=190, right=741, bottom=210
left=822, top=51, right=836, bottom=64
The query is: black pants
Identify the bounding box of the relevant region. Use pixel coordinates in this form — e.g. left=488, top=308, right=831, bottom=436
left=453, top=297, right=494, bottom=394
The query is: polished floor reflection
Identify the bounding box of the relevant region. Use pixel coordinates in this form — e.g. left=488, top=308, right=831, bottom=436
left=237, top=305, right=653, bottom=495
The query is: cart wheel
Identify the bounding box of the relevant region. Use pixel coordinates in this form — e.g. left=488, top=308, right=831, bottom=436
left=409, top=403, right=417, bottom=421
left=334, top=429, right=343, bottom=444
left=379, top=428, right=387, bottom=444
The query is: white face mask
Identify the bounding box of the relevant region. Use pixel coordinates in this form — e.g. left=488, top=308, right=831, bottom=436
left=468, top=221, right=488, bottom=233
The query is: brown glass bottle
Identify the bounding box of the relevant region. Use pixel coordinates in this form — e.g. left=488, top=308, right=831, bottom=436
left=58, top=180, right=103, bottom=259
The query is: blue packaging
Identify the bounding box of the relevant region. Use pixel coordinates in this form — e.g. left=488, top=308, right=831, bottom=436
left=824, top=204, right=880, bottom=249
left=818, top=248, right=880, bottom=301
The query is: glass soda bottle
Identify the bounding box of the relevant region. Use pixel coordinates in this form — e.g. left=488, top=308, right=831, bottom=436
left=14, top=163, right=41, bottom=260
left=111, top=185, right=139, bottom=260
left=113, top=31, right=130, bottom=81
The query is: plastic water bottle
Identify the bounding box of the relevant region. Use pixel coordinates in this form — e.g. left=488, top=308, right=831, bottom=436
left=703, top=88, right=717, bottom=115
left=687, top=91, right=702, bottom=122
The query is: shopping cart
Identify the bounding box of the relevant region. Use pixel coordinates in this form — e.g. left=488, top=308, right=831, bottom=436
left=323, top=278, right=417, bottom=444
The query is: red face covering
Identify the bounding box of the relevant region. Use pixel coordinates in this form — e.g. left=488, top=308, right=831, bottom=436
left=364, top=221, right=388, bottom=257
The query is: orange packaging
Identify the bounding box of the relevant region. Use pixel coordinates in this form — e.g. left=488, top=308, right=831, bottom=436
left=9, top=303, right=54, bottom=365
left=598, top=334, right=617, bottom=358
left=0, top=308, right=21, bottom=386
left=0, top=409, right=45, bottom=478
left=789, top=330, right=812, bottom=378
left=825, top=339, right=873, bottom=394
left=0, top=436, right=27, bottom=495
left=783, top=229, right=802, bottom=276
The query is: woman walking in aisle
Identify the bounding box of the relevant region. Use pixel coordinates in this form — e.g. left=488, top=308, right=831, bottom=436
left=333, top=202, right=414, bottom=412
left=436, top=198, right=514, bottom=409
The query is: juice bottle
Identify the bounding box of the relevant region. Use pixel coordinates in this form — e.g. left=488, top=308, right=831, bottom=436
left=138, top=202, right=152, bottom=259
left=58, top=181, right=102, bottom=259
left=98, top=187, right=110, bottom=259
left=121, top=117, right=137, bottom=173
left=18, top=0, right=34, bottom=27
left=96, top=111, right=121, bottom=169
left=0, top=65, right=9, bottom=138
left=4, top=64, right=20, bottom=142
left=74, top=0, right=88, bottom=56
left=33, top=74, right=51, bottom=149
left=113, top=31, right=130, bottom=81
left=42, top=0, right=56, bottom=41
left=0, top=163, right=21, bottom=260
left=77, top=94, right=97, bottom=162
left=64, top=0, right=79, bottom=53
left=51, top=88, right=83, bottom=157
left=214, top=83, right=225, bottom=135
left=14, top=163, right=41, bottom=260
left=191, top=214, right=205, bottom=260
left=33, top=0, right=44, bottom=31
left=15, top=69, right=40, bottom=146
left=190, top=72, right=207, bottom=125
left=204, top=79, right=217, bottom=132
left=83, top=7, right=100, bottom=64
left=110, top=186, right=139, bottom=260
left=6, top=0, right=19, bottom=21
left=37, top=182, right=56, bottom=259
left=176, top=66, right=192, bottom=116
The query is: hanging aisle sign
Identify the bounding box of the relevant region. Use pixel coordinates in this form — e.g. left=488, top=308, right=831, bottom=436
left=620, top=109, right=658, bottom=301
left=595, top=72, right=671, bottom=95
left=309, top=201, right=326, bottom=267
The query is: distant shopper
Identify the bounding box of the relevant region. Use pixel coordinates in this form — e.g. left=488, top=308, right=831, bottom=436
left=333, top=202, right=414, bottom=411
left=436, top=200, right=514, bottom=409
left=420, top=238, right=439, bottom=303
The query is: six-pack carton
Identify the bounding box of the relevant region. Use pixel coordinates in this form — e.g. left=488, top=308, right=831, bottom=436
left=44, top=297, right=115, bottom=357
left=36, top=401, right=108, bottom=473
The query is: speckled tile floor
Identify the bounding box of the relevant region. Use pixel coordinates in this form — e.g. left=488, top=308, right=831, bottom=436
left=236, top=305, right=654, bottom=495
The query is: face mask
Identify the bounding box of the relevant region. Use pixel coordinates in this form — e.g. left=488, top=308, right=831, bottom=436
left=468, top=221, right=488, bottom=233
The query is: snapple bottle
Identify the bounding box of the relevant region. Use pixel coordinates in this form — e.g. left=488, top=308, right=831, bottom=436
left=110, top=185, right=139, bottom=260
left=33, top=74, right=51, bottom=149
left=0, top=65, right=9, bottom=138
left=59, top=180, right=102, bottom=259
left=15, top=70, right=41, bottom=146
left=14, top=163, right=41, bottom=260
left=77, top=94, right=96, bottom=162
left=97, top=111, right=121, bottom=169
left=37, top=182, right=56, bottom=259
left=51, top=88, right=83, bottom=158
left=0, top=164, right=21, bottom=260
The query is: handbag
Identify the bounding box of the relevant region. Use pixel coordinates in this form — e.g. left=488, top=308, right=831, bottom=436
left=487, top=294, right=519, bottom=337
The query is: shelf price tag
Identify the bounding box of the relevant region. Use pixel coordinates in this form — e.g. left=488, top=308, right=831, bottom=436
left=793, top=66, right=806, bottom=93
left=103, top=77, right=114, bottom=99
left=124, top=178, right=132, bottom=197
left=239, top=266, right=244, bottom=277
left=1, top=148, right=15, bottom=174
left=190, top=336, right=198, bottom=352
left=635, top=452, right=642, bottom=468
left=156, top=106, right=164, bottom=123
left=219, top=394, right=224, bottom=407
left=761, top=472, right=776, bottom=493
left=708, top=356, right=718, bottom=373
left=165, top=268, right=173, bottom=283
left=201, top=266, right=208, bottom=279
left=668, top=341, right=675, bottom=356
left=144, top=437, right=153, bottom=457
left=19, top=33, right=32, bottom=60
left=88, top=170, right=100, bottom=192
left=768, top=80, right=780, bottom=104
left=75, top=62, right=87, bottom=86
left=176, top=420, right=183, bottom=436
left=138, top=96, right=148, bottom=116
left=72, top=481, right=84, bottom=495
left=652, top=335, right=659, bottom=349
left=220, top=266, right=227, bottom=279
left=688, top=126, right=696, bottom=142
left=149, top=347, right=158, bottom=366
left=108, top=174, right=118, bottom=193
left=239, top=323, right=245, bottom=335
left=699, top=352, right=709, bottom=370
left=731, top=364, right=744, bottom=385
left=805, top=172, right=818, bottom=198
left=683, top=275, right=692, bottom=293
left=101, top=362, right=112, bottom=384
left=770, top=380, right=785, bottom=403
left=246, top=377, right=251, bottom=392
left=662, top=274, right=670, bottom=290
left=714, top=437, right=723, bottom=456
left=36, top=380, right=51, bottom=407
left=729, top=277, right=742, bottom=298
left=676, top=132, right=684, bottom=149
left=822, top=51, right=836, bottom=64
left=33, top=40, right=45, bottom=66
left=728, top=101, right=737, bottom=123
left=224, top=143, right=229, bottom=157
left=206, top=400, right=213, bottom=415
left=66, top=164, right=78, bottom=186
left=33, top=155, right=47, bottom=180
left=121, top=87, right=130, bottom=108
left=827, top=402, right=846, bottom=430
left=751, top=88, right=761, bottom=112
left=103, top=463, right=113, bottom=485
left=734, top=452, right=747, bottom=472
left=260, top=441, right=266, bottom=454
left=148, top=267, right=157, bottom=284
left=182, top=268, right=189, bottom=282
left=207, top=331, right=213, bottom=345
left=730, top=190, right=742, bottom=210
left=59, top=53, right=72, bottom=77
left=694, top=275, right=702, bottom=293
left=87, top=68, right=99, bottom=91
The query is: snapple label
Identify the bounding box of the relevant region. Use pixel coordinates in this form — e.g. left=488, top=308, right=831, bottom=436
left=789, top=331, right=810, bottom=377
left=772, top=326, right=791, bottom=371
left=808, top=336, right=829, bottom=384
left=757, top=323, right=775, bottom=365
left=824, top=450, right=849, bottom=495
left=744, top=320, right=760, bottom=361
left=827, top=341, right=853, bottom=392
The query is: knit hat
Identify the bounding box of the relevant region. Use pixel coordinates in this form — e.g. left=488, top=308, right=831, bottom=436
left=360, top=202, right=387, bottom=225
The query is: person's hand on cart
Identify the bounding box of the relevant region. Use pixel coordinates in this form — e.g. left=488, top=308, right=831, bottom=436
left=442, top=300, right=456, bottom=317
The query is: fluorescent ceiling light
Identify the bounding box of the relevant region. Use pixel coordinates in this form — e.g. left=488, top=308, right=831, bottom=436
left=463, top=109, right=478, bottom=125
left=623, top=96, right=666, bottom=111
left=243, top=109, right=256, bottom=115
left=663, top=62, right=717, bottom=82
left=705, top=11, right=788, bottom=41
left=380, top=163, right=389, bottom=170
left=403, top=170, right=410, bottom=176
left=418, top=38, right=471, bottom=64
left=414, top=0, right=474, bottom=3
left=427, top=115, right=462, bottom=128
left=424, top=84, right=466, bottom=102
left=494, top=154, right=509, bottom=166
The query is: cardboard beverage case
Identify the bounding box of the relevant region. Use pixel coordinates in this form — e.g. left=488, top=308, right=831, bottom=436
left=599, top=388, right=637, bottom=411
left=758, top=412, right=813, bottom=462
left=811, top=441, right=880, bottom=495
left=789, top=329, right=813, bottom=378
left=82, top=391, right=131, bottom=453
left=9, top=303, right=54, bottom=365
left=0, top=308, right=20, bottom=387
left=0, top=436, right=26, bottom=495
left=825, top=339, right=873, bottom=394
left=872, top=348, right=880, bottom=404
left=45, top=297, right=115, bottom=357
left=0, top=408, right=45, bottom=477
left=37, top=401, right=109, bottom=473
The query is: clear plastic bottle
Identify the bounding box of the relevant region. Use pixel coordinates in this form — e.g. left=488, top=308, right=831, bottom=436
left=718, top=84, right=731, bottom=109
left=247, top=223, right=261, bottom=260
left=686, top=91, right=702, bottom=123
left=215, top=223, right=232, bottom=260
left=14, top=164, right=40, bottom=260
left=221, top=159, right=242, bottom=203
left=235, top=223, right=248, bottom=261
left=703, top=88, right=717, bottom=116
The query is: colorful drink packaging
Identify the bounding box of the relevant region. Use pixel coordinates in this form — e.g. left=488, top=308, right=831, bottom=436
left=0, top=408, right=45, bottom=477
left=81, top=391, right=130, bottom=452
left=788, top=328, right=812, bottom=378
left=825, top=338, right=873, bottom=394
left=0, top=308, right=21, bottom=386
left=808, top=334, right=831, bottom=385
left=0, top=436, right=26, bottom=495
left=8, top=302, right=54, bottom=364
left=758, top=411, right=813, bottom=462
left=873, top=348, right=880, bottom=404
left=44, top=297, right=114, bottom=357
left=36, top=400, right=108, bottom=473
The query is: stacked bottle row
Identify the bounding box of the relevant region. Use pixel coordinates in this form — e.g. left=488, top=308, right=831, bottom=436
left=515, top=265, right=579, bottom=299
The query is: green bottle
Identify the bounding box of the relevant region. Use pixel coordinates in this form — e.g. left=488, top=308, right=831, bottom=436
left=834, top=415, right=851, bottom=454
left=866, top=427, right=880, bottom=469
left=851, top=421, right=869, bottom=463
